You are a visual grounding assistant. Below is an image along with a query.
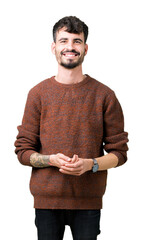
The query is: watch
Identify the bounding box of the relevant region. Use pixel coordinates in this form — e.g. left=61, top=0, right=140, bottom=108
left=92, top=158, right=99, bottom=173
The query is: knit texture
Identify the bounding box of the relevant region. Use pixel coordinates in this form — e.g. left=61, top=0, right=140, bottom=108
left=15, top=75, right=128, bottom=209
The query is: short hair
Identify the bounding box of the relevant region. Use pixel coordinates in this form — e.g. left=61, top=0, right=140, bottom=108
left=53, top=16, right=88, bottom=43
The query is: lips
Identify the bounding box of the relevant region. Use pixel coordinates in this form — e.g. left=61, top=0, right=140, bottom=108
left=61, top=50, right=80, bottom=57
left=63, top=53, right=78, bottom=57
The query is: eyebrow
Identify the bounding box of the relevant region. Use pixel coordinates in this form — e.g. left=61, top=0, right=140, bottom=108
left=74, top=38, right=83, bottom=43
left=58, top=38, right=68, bottom=42
left=58, top=38, right=83, bottom=43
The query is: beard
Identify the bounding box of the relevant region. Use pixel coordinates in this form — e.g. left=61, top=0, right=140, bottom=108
left=55, top=49, right=85, bottom=69
left=60, top=59, right=83, bottom=69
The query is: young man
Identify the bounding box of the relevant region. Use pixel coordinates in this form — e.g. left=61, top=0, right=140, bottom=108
left=15, top=16, right=128, bottom=240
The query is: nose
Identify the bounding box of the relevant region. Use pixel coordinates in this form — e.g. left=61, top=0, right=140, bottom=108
left=66, top=40, right=74, bottom=50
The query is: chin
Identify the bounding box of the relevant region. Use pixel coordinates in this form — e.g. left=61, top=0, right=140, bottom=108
left=61, top=62, right=80, bottom=69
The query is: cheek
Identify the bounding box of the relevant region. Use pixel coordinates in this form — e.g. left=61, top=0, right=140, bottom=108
left=54, top=49, right=60, bottom=57
left=78, top=46, right=85, bottom=54
left=55, top=47, right=64, bottom=55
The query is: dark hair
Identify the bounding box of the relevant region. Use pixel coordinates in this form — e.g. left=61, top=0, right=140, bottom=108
left=53, top=16, right=88, bottom=43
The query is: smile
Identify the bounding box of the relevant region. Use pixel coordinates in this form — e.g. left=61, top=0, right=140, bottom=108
left=62, top=51, right=80, bottom=57
left=63, top=55, right=78, bottom=58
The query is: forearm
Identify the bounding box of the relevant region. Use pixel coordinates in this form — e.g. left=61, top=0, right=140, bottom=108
left=30, top=152, right=71, bottom=168
left=30, top=153, right=52, bottom=168
left=59, top=153, right=118, bottom=176
left=95, top=153, right=118, bottom=171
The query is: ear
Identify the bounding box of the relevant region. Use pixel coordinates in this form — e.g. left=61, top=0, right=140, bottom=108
left=51, top=42, right=56, bottom=55
left=84, top=44, right=88, bottom=56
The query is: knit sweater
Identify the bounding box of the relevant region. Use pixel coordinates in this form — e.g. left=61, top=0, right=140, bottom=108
left=15, top=75, right=128, bottom=209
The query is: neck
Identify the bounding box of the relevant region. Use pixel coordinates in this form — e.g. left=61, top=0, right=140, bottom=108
left=55, top=65, right=85, bottom=84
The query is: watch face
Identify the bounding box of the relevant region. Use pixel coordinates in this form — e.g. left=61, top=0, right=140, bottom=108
left=93, top=164, right=98, bottom=172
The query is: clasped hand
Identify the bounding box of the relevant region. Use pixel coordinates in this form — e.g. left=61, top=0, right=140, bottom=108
left=50, top=153, right=92, bottom=176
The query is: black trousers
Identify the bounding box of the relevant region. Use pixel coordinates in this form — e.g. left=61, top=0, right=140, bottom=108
left=35, top=209, right=101, bottom=240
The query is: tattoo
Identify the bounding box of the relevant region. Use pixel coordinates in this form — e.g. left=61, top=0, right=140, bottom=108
left=30, top=153, right=52, bottom=168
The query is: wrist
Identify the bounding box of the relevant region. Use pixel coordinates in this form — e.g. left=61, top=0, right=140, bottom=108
left=49, top=154, right=56, bottom=166
left=88, top=158, right=94, bottom=171
left=92, top=158, right=99, bottom=172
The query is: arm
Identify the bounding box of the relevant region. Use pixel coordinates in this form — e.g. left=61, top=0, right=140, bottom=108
left=60, top=92, right=128, bottom=176
left=95, top=153, right=118, bottom=170
left=59, top=153, right=118, bottom=175
left=103, top=91, right=128, bottom=166
left=15, top=88, right=41, bottom=166
left=15, top=88, right=74, bottom=167
left=30, top=152, right=74, bottom=168
left=30, top=153, right=52, bottom=168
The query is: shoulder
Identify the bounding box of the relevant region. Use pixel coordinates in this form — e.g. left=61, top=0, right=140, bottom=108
left=28, top=77, right=53, bottom=99
left=88, top=75, right=115, bottom=97
left=28, top=76, right=54, bottom=97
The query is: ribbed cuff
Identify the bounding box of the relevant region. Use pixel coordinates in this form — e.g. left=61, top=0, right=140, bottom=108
left=18, top=150, right=37, bottom=166
left=110, top=151, right=127, bottom=167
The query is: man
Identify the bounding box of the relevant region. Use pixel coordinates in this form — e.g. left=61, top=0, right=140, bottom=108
left=15, top=16, right=128, bottom=240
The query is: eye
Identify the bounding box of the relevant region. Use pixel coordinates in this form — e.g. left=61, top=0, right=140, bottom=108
left=74, top=40, right=82, bottom=44
left=60, top=40, right=67, bottom=44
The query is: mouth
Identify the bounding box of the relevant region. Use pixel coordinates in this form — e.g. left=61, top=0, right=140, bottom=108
left=61, top=51, right=80, bottom=58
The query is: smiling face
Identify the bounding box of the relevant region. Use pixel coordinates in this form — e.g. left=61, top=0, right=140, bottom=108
left=51, top=28, right=88, bottom=69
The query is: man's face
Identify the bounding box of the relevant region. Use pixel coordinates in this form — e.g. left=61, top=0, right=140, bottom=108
left=51, top=28, right=88, bottom=69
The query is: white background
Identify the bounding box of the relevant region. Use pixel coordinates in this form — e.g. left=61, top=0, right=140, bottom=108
left=0, top=0, right=143, bottom=239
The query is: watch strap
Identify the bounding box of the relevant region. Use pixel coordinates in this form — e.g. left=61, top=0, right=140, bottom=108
left=92, top=158, right=99, bottom=173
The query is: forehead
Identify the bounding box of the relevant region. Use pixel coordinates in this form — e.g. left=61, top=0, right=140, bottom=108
left=56, top=28, right=84, bottom=41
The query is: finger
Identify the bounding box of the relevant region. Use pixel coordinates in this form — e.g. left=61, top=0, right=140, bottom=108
left=64, top=161, right=81, bottom=168
left=60, top=159, right=71, bottom=166
left=71, top=154, right=78, bottom=163
left=71, top=154, right=76, bottom=163
left=58, top=153, right=71, bottom=162
left=59, top=168, right=81, bottom=175
left=60, top=165, right=82, bottom=172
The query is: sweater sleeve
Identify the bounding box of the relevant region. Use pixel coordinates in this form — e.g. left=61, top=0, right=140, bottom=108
left=14, top=88, right=41, bottom=166
left=103, top=91, right=129, bottom=167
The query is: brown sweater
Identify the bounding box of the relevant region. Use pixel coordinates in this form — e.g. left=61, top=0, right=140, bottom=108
left=15, top=75, right=128, bottom=209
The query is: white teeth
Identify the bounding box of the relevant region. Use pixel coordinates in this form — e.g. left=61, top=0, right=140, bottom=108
left=64, top=54, right=76, bottom=57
